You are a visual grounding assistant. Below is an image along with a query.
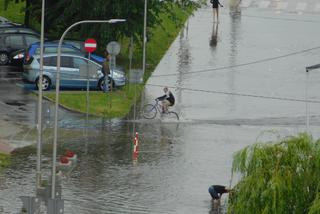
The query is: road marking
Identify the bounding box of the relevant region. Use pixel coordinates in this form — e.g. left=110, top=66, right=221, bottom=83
left=296, top=2, right=307, bottom=11
left=240, top=0, right=252, bottom=8
left=259, top=1, right=271, bottom=8
left=276, top=2, right=288, bottom=10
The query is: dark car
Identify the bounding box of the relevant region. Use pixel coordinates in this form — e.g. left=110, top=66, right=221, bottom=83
left=0, top=32, right=40, bottom=65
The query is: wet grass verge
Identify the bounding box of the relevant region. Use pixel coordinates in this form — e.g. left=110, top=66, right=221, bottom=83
left=44, top=84, right=144, bottom=118
left=42, top=3, right=195, bottom=118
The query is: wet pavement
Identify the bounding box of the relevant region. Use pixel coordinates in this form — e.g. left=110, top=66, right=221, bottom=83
left=1, top=3, right=320, bottom=214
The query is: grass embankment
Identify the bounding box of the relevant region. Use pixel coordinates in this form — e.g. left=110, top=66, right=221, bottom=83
left=0, top=0, right=24, bottom=23
left=44, top=3, right=194, bottom=118
left=45, top=84, right=144, bottom=118
left=229, top=134, right=320, bottom=214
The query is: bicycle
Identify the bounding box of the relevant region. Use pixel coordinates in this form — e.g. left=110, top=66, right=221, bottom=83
left=142, top=99, right=179, bottom=120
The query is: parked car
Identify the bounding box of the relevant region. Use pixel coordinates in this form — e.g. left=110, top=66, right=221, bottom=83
left=11, top=41, right=104, bottom=66
left=23, top=53, right=126, bottom=91
left=0, top=32, right=40, bottom=65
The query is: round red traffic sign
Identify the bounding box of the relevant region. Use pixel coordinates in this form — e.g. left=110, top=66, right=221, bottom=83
left=84, top=38, right=97, bottom=53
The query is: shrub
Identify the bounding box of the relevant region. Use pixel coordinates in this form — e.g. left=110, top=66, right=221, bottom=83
left=229, top=134, right=320, bottom=214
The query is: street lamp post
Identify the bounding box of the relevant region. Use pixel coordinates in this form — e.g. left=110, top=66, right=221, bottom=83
left=142, top=0, right=147, bottom=76
left=51, top=19, right=126, bottom=200
left=305, top=63, right=320, bottom=134
left=36, top=0, right=45, bottom=190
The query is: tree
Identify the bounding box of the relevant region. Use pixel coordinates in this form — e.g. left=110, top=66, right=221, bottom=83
left=27, top=0, right=198, bottom=40
left=229, top=134, right=320, bottom=214
left=3, top=0, right=199, bottom=54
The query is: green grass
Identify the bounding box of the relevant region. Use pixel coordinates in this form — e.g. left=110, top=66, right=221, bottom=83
left=44, top=84, right=144, bottom=118
left=0, top=0, right=25, bottom=24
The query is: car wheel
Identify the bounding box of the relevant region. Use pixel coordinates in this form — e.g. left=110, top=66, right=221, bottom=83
left=0, top=53, right=9, bottom=65
left=98, top=78, right=104, bottom=91
left=36, top=76, right=51, bottom=91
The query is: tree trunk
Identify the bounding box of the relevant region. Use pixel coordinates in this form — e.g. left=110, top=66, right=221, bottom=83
left=24, top=0, right=30, bottom=26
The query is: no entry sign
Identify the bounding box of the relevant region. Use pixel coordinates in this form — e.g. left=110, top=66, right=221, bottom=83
left=84, top=38, right=97, bottom=53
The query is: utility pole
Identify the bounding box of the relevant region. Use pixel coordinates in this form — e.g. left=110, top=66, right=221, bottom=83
left=142, top=0, right=147, bottom=76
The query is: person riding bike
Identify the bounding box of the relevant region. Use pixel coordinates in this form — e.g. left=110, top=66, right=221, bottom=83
left=156, top=87, right=175, bottom=113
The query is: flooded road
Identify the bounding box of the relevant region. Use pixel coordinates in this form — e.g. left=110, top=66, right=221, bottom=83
left=1, top=4, right=320, bottom=214
left=3, top=119, right=318, bottom=213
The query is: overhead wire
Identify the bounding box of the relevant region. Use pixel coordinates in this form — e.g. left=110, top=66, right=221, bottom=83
left=146, top=83, right=320, bottom=104
left=150, top=46, right=320, bottom=78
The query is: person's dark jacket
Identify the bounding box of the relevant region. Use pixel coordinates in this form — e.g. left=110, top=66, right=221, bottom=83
left=157, top=91, right=175, bottom=105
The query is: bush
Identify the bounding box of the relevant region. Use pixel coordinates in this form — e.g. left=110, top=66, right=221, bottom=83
left=229, top=134, right=320, bottom=214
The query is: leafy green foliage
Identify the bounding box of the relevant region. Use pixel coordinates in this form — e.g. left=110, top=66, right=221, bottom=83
left=23, top=0, right=199, bottom=42
left=0, top=0, right=24, bottom=23
left=229, top=134, right=320, bottom=214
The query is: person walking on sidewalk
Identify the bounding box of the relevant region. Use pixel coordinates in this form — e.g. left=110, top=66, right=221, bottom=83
left=210, top=0, right=223, bottom=23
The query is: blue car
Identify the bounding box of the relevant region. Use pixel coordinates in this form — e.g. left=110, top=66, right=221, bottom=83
left=22, top=53, right=126, bottom=91
left=11, top=41, right=105, bottom=66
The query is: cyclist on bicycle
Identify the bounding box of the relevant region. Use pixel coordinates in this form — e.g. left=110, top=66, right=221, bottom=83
left=156, top=87, right=175, bottom=113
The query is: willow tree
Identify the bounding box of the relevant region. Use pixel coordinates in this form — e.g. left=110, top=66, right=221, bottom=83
left=228, top=134, right=320, bottom=214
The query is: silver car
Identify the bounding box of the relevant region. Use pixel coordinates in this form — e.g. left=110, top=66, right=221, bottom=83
left=23, top=53, right=126, bottom=91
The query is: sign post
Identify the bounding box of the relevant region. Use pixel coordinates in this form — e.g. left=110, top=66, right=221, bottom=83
left=106, top=41, right=121, bottom=109
left=84, top=38, right=97, bottom=120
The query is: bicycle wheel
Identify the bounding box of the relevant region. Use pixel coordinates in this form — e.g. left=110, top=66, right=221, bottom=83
left=167, top=111, right=179, bottom=120
left=142, top=104, right=157, bottom=119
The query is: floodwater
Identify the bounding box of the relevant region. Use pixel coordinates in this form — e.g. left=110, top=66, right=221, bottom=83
left=1, top=4, right=320, bottom=214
